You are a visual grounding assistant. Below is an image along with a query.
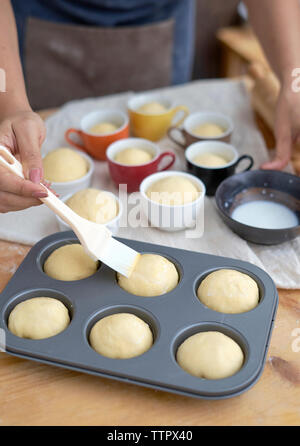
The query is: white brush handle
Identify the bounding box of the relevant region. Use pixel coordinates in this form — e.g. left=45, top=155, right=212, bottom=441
left=0, top=145, right=83, bottom=229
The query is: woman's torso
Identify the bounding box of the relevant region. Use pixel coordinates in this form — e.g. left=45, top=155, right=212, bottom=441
left=11, top=0, right=196, bottom=86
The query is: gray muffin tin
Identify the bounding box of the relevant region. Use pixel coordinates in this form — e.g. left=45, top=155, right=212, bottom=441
left=0, top=231, right=278, bottom=399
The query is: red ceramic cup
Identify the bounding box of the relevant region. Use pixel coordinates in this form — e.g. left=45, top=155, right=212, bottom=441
left=106, top=138, right=176, bottom=192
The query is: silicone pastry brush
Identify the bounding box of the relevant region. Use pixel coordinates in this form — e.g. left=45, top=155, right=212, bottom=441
left=0, top=145, right=140, bottom=277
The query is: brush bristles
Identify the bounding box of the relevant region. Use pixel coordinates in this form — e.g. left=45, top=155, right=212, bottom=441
left=92, top=238, right=140, bottom=277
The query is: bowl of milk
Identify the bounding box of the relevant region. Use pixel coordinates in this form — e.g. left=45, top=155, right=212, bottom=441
left=215, top=170, right=300, bottom=245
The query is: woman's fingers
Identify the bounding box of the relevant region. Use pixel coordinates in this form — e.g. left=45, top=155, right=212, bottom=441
left=0, top=190, right=42, bottom=213
left=261, top=90, right=291, bottom=170
left=41, top=180, right=59, bottom=197
left=260, top=125, right=291, bottom=169
left=261, top=157, right=290, bottom=170
left=0, top=164, right=48, bottom=198
left=0, top=111, right=49, bottom=212
left=12, top=112, right=46, bottom=182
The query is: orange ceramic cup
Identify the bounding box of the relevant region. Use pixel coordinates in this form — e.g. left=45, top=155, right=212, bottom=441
left=65, top=110, right=129, bottom=161
left=128, top=93, right=189, bottom=141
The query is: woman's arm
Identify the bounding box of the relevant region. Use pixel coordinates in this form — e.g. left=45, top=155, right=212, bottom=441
left=0, top=0, right=30, bottom=116
left=0, top=0, right=47, bottom=212
left=245, top=0, right=300, bottom=169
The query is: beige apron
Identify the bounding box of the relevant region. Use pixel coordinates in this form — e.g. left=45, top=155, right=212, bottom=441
left=25, top=16, right=174, bottom=110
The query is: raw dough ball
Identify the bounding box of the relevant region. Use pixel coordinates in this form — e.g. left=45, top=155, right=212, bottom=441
left=89, top=313, right=153, bottom=359
left=193, top=153, right=228, bottom=168
left=44, top=244, right=98, bottom=281
left=8, top=297, right=70, bottom=340
left=146, top=176, right=200, bottom=205
left=177, top=331, right=244, bottom=379
left=43, top=148, right=88, bottom=183
left=114, top=148, right=153, bottom=165
left=192, top=123, right=226, bottom=137
left=117, top=253, right=178, bottom=297
left=138, top=102, right=167, bottom=114
left=89, top=122, right=119, bottom=134
left=197, top=269, right=259, bottom=314
left=66, top=188, right=118, bottom=224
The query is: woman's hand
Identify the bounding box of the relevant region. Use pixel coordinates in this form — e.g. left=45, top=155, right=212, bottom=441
left=261, top=85, right=300, bottom=170
left=0, top=109, right=49, bottom=213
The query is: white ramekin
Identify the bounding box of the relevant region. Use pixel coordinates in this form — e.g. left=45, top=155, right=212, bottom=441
left=140, top=171, right=206, bottom=232
left=55, top=190, right=122, bottom=235
left=42, top=148, right=94, bottom=198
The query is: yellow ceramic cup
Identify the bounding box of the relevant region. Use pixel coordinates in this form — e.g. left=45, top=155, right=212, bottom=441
left=128, top=93, right=189, bottom=141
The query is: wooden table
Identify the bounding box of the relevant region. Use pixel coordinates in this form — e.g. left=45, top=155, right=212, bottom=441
left=1, top=109, right=300, bottom=427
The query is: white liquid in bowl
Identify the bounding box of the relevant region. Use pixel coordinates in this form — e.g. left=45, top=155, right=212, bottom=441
left=231, top=200, right=299, bottom=229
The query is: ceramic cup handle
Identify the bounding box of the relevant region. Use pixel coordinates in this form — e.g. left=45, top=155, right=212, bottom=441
left=234, top=154, right=254, bottom=172
left=65, top=128, right=86, bottom=152
left=167, top=127, right=186, bottom=148
left=172, top=105, right=189, bottom=127
left=157, top=151, right=176, bottom=171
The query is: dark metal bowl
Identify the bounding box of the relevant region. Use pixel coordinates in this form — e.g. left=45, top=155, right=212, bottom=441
left=215, top=170, right=300, bottom=245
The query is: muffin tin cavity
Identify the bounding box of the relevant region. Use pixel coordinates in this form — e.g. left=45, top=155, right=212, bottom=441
left=193, top=266, right=265, bottom=314
left=37, top=238, right=101, bottom=281
left=171, top=322, right=249, bottom=376
left=0, top=231, right=278, bottom=399
left=85, top=304, right=160, bottom=349
left=4, top=288, right=73, bottom=336
left=115, top=251, right=183, bottom=298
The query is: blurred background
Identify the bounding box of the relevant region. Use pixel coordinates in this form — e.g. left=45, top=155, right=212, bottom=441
left=28, top=0, right=286, bottom=167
